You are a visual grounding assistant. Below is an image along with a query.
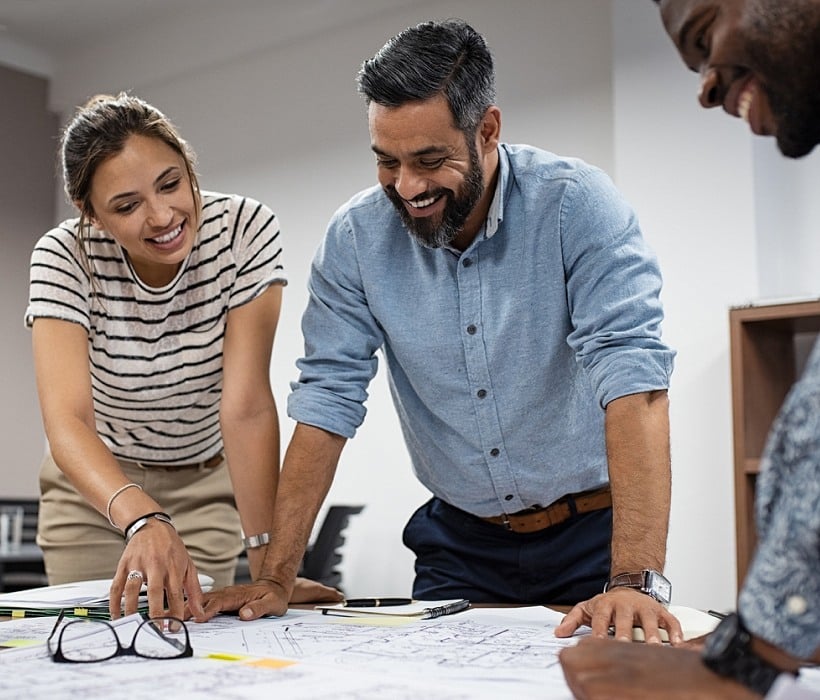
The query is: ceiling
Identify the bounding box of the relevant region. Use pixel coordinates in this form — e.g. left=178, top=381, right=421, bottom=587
left=0, top=0, right=222, bottom=52
left=0, top=0, right=423, bottom=62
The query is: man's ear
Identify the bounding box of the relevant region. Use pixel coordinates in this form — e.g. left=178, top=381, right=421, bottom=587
left=478, top=106, right=501, bottom=154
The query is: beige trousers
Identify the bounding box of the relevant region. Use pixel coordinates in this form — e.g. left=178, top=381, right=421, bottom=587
left=37, top=453, right=242, bottom=588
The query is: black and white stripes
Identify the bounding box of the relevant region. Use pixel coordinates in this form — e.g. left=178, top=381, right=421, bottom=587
left=26, top=191, right=285, bottom=465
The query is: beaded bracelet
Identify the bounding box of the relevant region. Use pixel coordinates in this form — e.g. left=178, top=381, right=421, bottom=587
left=124, top=512, right=174, bottom=544
left=106, top=483, right=143, bottom=528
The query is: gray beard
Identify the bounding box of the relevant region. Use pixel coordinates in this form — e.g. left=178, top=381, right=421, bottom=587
left=386, top=147, right=484, bottom=249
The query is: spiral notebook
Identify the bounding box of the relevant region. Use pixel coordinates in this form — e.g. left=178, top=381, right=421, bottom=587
left=316, top=599, right=470, bottom=620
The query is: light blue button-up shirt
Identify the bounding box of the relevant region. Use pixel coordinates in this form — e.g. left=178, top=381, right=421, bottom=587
left=288, top=144, right=675, bottom=516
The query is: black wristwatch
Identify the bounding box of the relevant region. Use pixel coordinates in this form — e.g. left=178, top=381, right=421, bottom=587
left=603, top=569, right=672, bottom=605
left=702, top=612, right=785, bottom=696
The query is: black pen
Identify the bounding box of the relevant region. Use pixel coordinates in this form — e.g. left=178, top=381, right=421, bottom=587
left=707, top=610, right=727, bottom=620
left=343, top=598, right=413, bottom=607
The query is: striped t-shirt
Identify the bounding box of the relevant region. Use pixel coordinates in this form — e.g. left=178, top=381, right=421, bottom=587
left=25, top=191, right=285, bottom=465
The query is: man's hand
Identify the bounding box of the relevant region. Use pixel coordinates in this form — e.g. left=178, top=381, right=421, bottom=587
left=196, top=576, right=343, bottom=622
left=289, top=576, right=344, bottom=604
left=555, top=587, right=684, bottom=645
left=559, top=637, right=758, bottom=699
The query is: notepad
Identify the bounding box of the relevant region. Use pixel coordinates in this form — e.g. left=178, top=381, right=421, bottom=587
left=316, top=599, right=470, bottom=620
left=620, top=604, right=722, bottom=642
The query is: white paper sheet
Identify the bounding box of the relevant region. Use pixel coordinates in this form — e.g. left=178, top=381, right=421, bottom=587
left=0, top=606, right=576, bottom=698
left=4, top=605, right=816, bottom=699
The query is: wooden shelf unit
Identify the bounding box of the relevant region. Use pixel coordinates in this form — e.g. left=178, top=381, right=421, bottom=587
left=729, top=299, right=820, bottom=589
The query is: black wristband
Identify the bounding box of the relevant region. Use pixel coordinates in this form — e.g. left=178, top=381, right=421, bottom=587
left=123, top=512, right=174, bottom=543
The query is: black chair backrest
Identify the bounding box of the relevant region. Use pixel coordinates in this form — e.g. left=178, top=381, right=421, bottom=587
left=300, top=505, right=364, bottom=590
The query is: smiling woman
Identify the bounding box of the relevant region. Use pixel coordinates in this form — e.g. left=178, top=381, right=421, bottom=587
left=85, top=134, right=198, bottom=287
left=24, top=93, right=342, bottom=621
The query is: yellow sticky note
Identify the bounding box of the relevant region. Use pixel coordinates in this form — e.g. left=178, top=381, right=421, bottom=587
left=324, top=616, right=414, bottom=627
left=206, top=652, right=247, bottom=662
left=245, top=658, right=297, bottom=670
left=2, top=639, right=42, bottom=648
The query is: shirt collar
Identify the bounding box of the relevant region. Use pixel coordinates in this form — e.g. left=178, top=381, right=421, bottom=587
left=484, top=144, right=508, bottom=240
left=443, top=145, right=507, bottom=254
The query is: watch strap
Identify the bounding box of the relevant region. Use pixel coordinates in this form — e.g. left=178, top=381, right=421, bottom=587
left=606, top=571, right=647, bottom=590
left=604, top=569, right=672, bottom=605
left=703, top=613, right=784, bottom=696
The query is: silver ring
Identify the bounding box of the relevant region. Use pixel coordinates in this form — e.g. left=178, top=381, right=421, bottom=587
left=126, top=570, right=144, bottom=581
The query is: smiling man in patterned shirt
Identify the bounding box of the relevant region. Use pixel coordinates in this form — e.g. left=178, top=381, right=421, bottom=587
left=561, top=1, right=820, bottom=698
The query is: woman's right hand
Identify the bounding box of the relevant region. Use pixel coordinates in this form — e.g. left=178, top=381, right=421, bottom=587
left=108, top=517, right=204, bottom=621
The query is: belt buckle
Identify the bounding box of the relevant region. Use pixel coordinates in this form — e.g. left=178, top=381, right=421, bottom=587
left=500, top=503, right=544, bottom=532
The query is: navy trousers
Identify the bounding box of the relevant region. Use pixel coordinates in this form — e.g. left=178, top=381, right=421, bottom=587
left=403, top=497, right=612, bottom=604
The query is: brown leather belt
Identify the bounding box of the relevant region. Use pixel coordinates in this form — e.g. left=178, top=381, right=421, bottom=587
left=134, top=452, right=224, bottom=471
left=482, top=486, right=612, bottom=533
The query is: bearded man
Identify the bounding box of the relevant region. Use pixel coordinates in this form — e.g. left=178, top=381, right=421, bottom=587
left=202, top=18, right=680, bottom=646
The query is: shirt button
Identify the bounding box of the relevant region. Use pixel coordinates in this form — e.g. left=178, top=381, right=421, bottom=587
left=462, top=257, right=473, bottom=267
left=467, top=324, right=477, bottom=335
left=477, top=389, right=487, bottom=398
left=787, top=595, right=808, bottom=616
left=504, top=494, right=514, bottom=501
left=490, top=448, right=500, bottom=457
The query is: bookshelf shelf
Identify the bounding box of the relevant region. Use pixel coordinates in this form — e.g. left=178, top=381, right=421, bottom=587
left=729, top=298, right=820, bottom=588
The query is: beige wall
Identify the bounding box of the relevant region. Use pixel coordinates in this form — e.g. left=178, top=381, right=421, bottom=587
left=0, top=65, right=57, bottom=496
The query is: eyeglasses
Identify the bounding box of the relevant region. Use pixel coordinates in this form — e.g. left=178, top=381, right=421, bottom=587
left=46, top=609, right=193, bottom=663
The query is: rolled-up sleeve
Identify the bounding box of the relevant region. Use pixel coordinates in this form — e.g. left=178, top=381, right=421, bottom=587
left=560, top=167, right=675, bottom=407
left=287, top=210, right=384, bottom=439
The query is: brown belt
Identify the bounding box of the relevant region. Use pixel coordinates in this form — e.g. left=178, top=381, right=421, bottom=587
left=482, top=486, right=612, bottom=533
left=133, top=452, right=224, bottom=471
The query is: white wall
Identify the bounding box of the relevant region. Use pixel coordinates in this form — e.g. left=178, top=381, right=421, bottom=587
left=5, top=0, right=817, bottom=608
left=612, top=1, right=759, bottom=611
left=753, top=139, right=820, bottom=298
left=614, top=2, right=820, bottom=611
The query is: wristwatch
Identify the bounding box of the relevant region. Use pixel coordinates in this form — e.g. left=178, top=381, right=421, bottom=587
left=702, top=613, right=785, bottom=696
left=241, top=532, right=271, bottom=549
left=604, top=569, right=672, bottom=605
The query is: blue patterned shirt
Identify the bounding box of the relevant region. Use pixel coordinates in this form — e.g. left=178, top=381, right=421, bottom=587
left=739, top=340, right=820, bottom=659
left=288, top=144, right=674, bottom=516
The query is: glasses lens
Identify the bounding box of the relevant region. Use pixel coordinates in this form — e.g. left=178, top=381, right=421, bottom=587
left=58, top=620, right=119, bottom=662
left=134, top=617, right=191, bottom=659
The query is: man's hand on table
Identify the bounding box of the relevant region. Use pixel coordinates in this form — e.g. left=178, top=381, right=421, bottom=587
left=193, top=576, right=343, bottom=622
left=555, top=587, right=684, bottom=645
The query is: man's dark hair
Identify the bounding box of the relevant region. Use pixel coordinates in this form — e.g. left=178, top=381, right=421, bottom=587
left=356, top=18, right=496, bottom=137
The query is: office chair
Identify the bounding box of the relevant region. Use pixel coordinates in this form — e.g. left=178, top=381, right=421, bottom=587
left=299, top=504, right=364, bottom=590
left=234, top=504, right=364, bottom=592
left=0, top=497, right=48, bottom=593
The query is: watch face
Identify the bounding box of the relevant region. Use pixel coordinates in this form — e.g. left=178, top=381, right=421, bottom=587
left=647, top=571, right=672, bottom=604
